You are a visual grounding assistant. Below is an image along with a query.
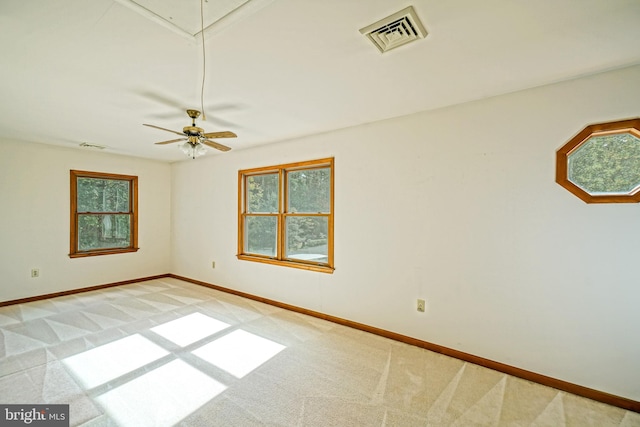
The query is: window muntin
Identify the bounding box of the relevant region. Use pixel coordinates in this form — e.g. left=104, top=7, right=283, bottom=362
left=238, top=158, right=334, bottom=273
left=70, top=170, right=138, bottom=257
left=556, top=119, right=640, bottom=203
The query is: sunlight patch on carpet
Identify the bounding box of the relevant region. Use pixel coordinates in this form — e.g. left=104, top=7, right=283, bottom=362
left=95, top=359, right=226, bottom=427
left=192, top=329, right=285, bottom=378
left=62, top=334, right=169, bottom=389
left=151, top=312, right=231, bottom=347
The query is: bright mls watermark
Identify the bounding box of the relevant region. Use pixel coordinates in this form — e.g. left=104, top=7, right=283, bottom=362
left=1, top=405, right=69, bottom=426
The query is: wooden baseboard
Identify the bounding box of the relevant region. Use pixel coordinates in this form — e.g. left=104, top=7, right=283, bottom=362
left=170, top=274, right=640, bottom=413
left=2, top=273, right=637, bottom=413
left=0, top=274, right=170, bottom=307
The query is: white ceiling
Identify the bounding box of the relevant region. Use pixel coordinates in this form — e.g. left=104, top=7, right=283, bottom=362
left=1, top=0, right=639, bottom=162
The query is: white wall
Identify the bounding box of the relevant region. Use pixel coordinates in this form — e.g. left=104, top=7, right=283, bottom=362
left=171, top=64, right=640, bottom=401
left=0, top=141, right=171, bottom=301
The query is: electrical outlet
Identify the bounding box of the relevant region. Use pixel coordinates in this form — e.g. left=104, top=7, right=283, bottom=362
left=31, top=268, right=40, bottom=278
left=211, top=261, right=216, bottom=269
left=417, top=298, right=425, bottom=312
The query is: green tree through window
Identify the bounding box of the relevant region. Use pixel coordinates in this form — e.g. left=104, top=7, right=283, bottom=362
left=568, top=133, right=640, bottom=194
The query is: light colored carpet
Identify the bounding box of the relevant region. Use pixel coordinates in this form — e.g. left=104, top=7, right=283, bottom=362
left=0, top=277, right=638, bottom=426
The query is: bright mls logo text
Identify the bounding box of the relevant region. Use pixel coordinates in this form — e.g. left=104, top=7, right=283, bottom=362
left=1, top=405, right=69, bottom=426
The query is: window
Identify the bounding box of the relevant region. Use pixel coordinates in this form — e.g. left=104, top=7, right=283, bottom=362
left=238, top=158, right=334, bottom=273
left=556, top=118, right=640, bottom=203
left=70, top=170, right=138, bottom=257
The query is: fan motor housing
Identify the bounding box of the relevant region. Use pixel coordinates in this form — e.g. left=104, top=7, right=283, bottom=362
left=183, top=126, right=203, bottom=135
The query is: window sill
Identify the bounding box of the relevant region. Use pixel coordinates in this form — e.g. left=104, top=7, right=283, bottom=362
left=69, top=247, right=139, bottom=258
left=237, top=254, right=334, bottom=274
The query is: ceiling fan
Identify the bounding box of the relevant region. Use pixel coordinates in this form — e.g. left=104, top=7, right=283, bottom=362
left=144, top=109, right=237, bottom=158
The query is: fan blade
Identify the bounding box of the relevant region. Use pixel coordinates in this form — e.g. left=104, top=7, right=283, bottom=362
left=202, top=139, right=232, bottom=152
left=203, top=116, right=240, bottom=129
left=155, top=138, right=187, bottom=145
left=203, top=131, right=237, bottom=139
left=143, top=124, right=185, bottom=137
left=137, top=91, right=187, bottom=110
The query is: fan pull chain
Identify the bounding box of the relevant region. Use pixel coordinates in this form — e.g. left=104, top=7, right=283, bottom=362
left=200, top=0, right=207, bottom=121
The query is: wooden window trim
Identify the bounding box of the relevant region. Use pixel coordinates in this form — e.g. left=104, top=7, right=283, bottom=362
left=556, top=118, right=640, bottom=203
left=70, top=170, right=139, bottom=258
left=237, top=158, right=334, bottom=273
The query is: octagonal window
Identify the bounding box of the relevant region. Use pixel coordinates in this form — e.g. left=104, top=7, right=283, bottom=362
left=556, top=118, right=640, bottom=203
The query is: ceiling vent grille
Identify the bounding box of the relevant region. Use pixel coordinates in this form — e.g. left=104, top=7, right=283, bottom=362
left=359, top=6, right=427, bottom=53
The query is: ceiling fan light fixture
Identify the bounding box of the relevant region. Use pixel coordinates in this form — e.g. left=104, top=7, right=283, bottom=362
left=195, top=143, right=207, bottom=157
left=180, top=141, right=207, bottom=159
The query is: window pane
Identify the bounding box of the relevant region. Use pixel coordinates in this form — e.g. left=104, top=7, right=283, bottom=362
left=287, top=168, right=330, bottom=213
left=247, top=174, right=279, bottom=213
left=78, top=214, right=131, bottom=251
left=245, top=216, right=277, bottom=257
left=285, top=216, right=328, bottom=263
left=78, top=178, right=130, bottom=212
left=568, top=132, right=640, bottom=195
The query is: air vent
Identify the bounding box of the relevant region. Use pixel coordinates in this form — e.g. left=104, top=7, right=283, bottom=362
left=359, top=6, right=427, bottom=53
left=79, top=142, right=106, bottom=150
